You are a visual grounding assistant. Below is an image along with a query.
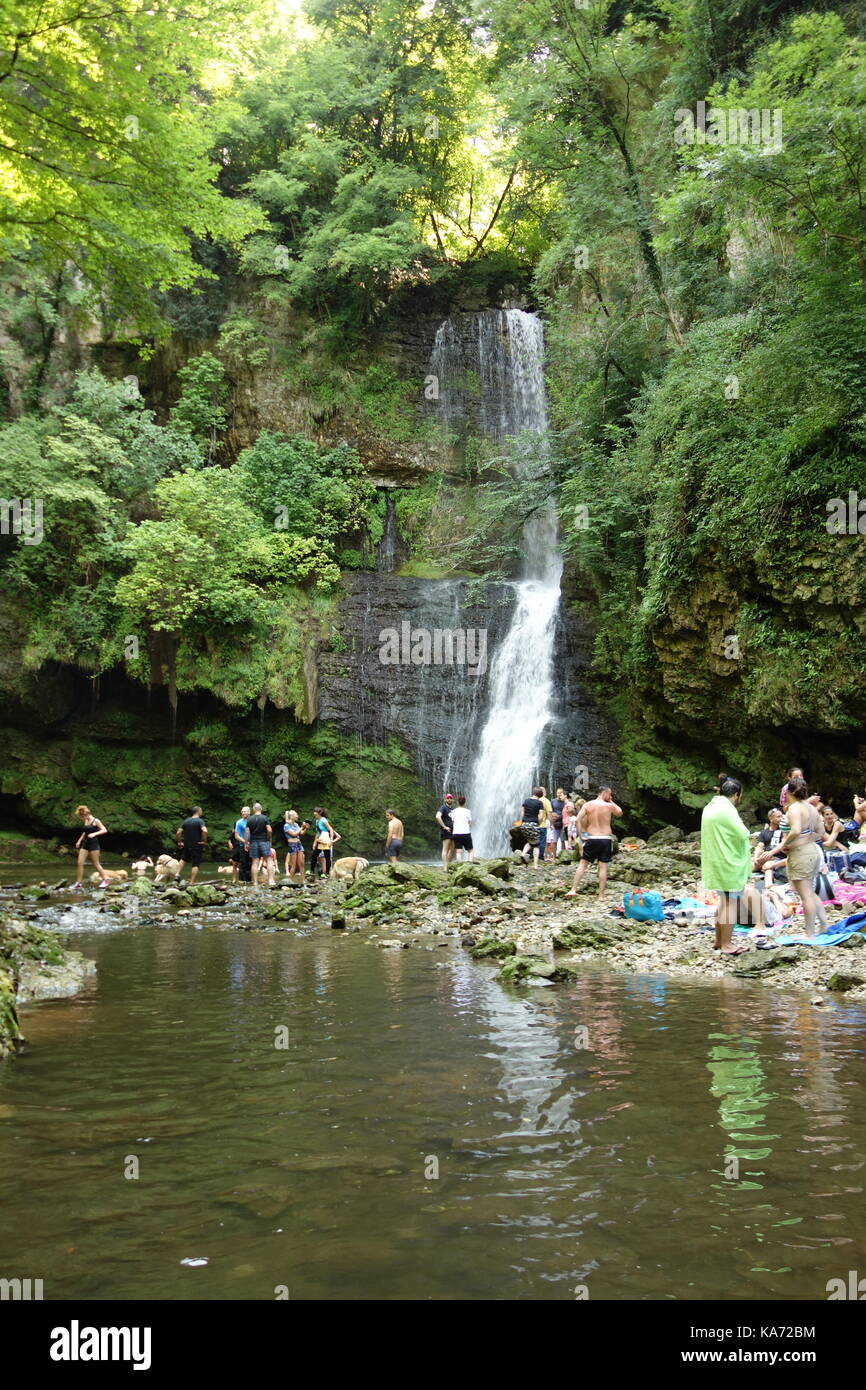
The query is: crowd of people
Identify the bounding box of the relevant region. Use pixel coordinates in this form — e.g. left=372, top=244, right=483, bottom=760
left=70, top=765, right=866, bottom=942
left=700, top=766, right=866, bottom=953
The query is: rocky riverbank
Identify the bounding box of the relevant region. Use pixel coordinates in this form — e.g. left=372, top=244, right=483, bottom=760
left=0, top=910, right=97, bottom=1057
left=3, top=833, right=865, bottom=1061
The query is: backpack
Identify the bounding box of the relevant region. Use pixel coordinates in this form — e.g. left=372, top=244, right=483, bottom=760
left=623, top=889, right=664, bottom=923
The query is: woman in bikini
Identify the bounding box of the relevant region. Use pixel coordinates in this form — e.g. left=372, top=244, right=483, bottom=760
left=777, top=778, right=828, bottom=936
left=73, top=804, right=109, bottom=889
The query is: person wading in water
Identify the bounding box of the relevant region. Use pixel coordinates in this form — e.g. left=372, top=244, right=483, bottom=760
left=73, top=805, right=108, bottom=889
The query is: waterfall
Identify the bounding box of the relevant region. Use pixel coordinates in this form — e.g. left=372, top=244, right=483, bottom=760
left=430, top=309, right=562, bottom=855
left=375, top=493, right=398, bottom=573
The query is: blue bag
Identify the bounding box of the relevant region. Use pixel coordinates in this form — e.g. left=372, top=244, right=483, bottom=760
left=623, top=889, right=664, bottom=923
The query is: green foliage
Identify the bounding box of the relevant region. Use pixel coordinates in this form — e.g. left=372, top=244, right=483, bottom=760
left=0, top=1, right=263, bottom=333
left=169, top=353, right=230, bottom=457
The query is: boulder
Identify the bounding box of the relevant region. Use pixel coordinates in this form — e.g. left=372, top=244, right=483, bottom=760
left=467, top=937, right=517, bottom=960
left=826, top=972, right=865, bottom=993
left=449, top=862, right=509, bottom=896
left=482, top=858, right=513, bottom=882
left=553, top=918, right=648, bottom=952
left=646, top=825, right=685, bottom=847
left=184, top=883, right=223, bottom=907
left=264, top=898, right=312, bottom=922
left=127, top=877, right=153, bottom=899
left=613, top=849, right=689, bottom=885
left=733, top=947, right=802, bottom=976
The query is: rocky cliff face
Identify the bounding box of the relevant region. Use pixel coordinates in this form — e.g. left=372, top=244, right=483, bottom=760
left=317, top=570, right=624, bottom=802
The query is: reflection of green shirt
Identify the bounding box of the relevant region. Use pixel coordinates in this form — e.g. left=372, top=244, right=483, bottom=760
left=701, top=795, right=751, bottom=891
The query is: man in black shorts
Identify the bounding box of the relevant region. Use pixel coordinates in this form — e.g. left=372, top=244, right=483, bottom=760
left=436, top=793, right=455, bottom=867
left=566, top=787, right=623, bottom=898
left=176, top=806, right=208, bottom=883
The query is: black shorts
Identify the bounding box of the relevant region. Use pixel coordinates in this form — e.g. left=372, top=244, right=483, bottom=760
left=180, top=843, right=203, bottom=867
left=440, top=829, right=453, bottom=842
left=581, top=837, right=613, bottom=864
left=387, top=840, right=402, bottom=858
left=453, top=834, right=473, bottom=850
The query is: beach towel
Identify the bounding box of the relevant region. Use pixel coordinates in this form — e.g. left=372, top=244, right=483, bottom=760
left=776, top=911, right=866, bottom=947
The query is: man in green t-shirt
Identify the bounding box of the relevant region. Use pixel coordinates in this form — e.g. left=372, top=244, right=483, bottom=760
left=701, top=777, right=753, bottom=955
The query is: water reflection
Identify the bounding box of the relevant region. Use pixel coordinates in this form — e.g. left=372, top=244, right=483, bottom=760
left=2, top=926, right=866, bottom=1300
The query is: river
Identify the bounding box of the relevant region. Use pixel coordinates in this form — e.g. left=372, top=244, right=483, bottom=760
left=2, top=872, right=865, bottom=1301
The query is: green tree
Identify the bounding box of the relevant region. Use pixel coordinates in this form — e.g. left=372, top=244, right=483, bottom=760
left=0, top=1, right=264, bottom=331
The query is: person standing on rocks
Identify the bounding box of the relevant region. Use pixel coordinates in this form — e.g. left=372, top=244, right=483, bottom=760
left=234, top=805, right=252, bottom=883
left=519, top=786, right=546, bottom=868
left=283, top=810, right=308, bottom=881
left=176, top=807, right=208, bottom=884
left=700, top=777, right=752, bottom=955
left=309, top=807, right=340, bottom=879
left=566, top=787, right=623, bottom=898
left=775, top=777, right=828, bottom=937
left=436, top=794, right=455, bottom=867
left=244, top=803, right=272, bottom=888
left=449, top=796, right=474, bottom=862
left=73, top=805, right=109, bottom=889
left=385, top=809, right=404, bottom=863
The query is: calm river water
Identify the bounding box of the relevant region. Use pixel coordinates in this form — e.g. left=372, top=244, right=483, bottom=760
left=2, top=890, right=866, bottom=1300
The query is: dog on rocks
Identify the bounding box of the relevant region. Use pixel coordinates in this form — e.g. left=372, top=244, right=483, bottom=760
left=331, top=856, right=369, bottom=882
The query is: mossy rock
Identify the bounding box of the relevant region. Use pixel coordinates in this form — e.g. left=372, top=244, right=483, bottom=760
left=184, top=883, right=224, bottom=907
left=0, top=965, right=23, bottom=1058
left=19, top=886, right=51, bottom=902
left=264, top=898, right=312, bottom=922
left=436, top=887, right=475, bottom=908
left=468, top=937, right=517, bottom=960
left=448, top=862, right=509, bottom=896
left=481, top=858, right=513, bottom=882
left=127, top=877, right=153, bottom=898
left=553, top=919, right=647, bottom=952
left=840, top=934, right=866, bottom=949
left=826, top=972, right=865, bottom=992
left=733, top=947, right=802, bottom=976
left=387, top=862, right=448, bottom=892
left=646, top=825, right=685, bottom=847
left=498, top=953, right=553, bottom=982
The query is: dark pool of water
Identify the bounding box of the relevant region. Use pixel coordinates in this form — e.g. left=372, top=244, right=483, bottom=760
left=2, top=890, right=866, bottom=1300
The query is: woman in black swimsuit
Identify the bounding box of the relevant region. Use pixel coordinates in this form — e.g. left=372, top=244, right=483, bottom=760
left=74, top=804, right=108, bottom=889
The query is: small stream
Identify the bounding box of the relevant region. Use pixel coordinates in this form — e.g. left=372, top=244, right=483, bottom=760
left=2, top=872, right=866, bottom=1301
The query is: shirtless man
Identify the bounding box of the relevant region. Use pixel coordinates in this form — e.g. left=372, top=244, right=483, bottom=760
left=566, top=787, right=623, bottom=898
left=385, top=809, right=404, bottom=862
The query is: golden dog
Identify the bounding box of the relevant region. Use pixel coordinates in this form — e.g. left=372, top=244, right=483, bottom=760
left=90, top=868, right=128, bottom=884
left=332, top=856, right=369, bottom=882
left=154, top=854, right=183, bottom=885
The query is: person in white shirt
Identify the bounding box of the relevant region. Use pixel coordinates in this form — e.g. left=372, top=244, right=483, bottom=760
left=450, top=795, right=474, bottom=861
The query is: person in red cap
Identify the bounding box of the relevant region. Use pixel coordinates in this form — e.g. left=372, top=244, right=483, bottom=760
left=436, top=794, right=456, bottom=866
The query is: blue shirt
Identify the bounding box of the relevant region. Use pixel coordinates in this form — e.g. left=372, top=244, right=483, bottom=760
left=235, top=818, right=247, bottom=840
